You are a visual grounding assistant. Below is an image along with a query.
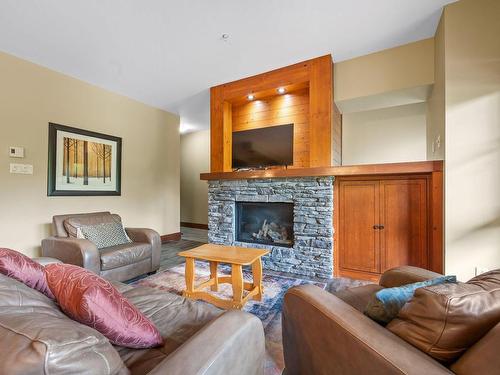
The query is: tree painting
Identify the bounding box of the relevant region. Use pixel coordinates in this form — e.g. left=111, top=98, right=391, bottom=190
left=62, top=137, right=112, bottom=185
left=91, top=142, right=113, bottom=183
left=64, top=138, right=79, bottom=183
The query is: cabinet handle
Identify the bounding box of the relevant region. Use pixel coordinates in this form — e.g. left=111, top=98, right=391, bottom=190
left=379, top=225, right=385, bottom=230
left=373, top=225, right=380, bottom=230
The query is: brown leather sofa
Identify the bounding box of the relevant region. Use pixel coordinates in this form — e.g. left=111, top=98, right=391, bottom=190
left=41, top=212, right=161, bottom=282
left=282, top=266, right=500, bottom=375
left=0, top=272, right=265, bottom=375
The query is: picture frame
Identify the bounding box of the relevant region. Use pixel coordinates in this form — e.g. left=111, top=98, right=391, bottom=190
left=47, top=123, right=122, bottom=196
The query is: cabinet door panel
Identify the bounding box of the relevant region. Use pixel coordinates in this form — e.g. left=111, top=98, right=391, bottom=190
left=339, top=181, right=380, bottom=273
left=380, top=179, right=428, bottom=271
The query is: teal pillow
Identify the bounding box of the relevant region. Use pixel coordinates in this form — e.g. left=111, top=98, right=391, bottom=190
left=364, top=275, right=456, bottom=325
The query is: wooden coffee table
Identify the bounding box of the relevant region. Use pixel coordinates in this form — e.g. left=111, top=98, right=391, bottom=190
left=178, top=244, right=269, bottom=309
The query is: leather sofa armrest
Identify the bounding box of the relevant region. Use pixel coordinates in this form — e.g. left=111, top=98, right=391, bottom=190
left=379, top=266, right=443, bottom=288
left=41, top=237, right=100, bottom=274
left=148, top=310, right=265, bottom=375
left=450, top=322, right=500, bottom=375
left=125, top=228, right=161, bottom=271
left=282, top=284, right=452, bottom=375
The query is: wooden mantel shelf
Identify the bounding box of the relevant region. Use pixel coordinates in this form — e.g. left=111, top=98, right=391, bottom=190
left=200, top=161, right=443, bottom=180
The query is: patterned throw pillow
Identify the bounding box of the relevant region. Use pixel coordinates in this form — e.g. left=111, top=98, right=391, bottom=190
left=364, top=275, right=457, bottom=325
left=45, top=263, right=163, bottom=349
left=79, top=222, right=131, bottom=249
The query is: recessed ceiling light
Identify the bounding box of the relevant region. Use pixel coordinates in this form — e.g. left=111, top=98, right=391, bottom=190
left=277, top=87, right=286, bottom=94
left=247, top=94, right=255, bottom=100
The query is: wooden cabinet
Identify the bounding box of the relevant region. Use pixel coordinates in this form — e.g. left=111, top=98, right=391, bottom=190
left=336, top=176, right=430, bottom=281
left=339, top=180, right=381, bottom=274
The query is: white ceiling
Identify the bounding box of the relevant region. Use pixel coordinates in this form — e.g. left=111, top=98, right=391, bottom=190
left=0, top=0, right=455, bottom=132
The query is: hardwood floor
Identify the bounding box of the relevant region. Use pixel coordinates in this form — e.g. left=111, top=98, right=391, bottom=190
left=157, top=227, right=209, bottom=270
left=159, top=239, right=204, bottom=270
left=180, top=226, right=208, bottom=242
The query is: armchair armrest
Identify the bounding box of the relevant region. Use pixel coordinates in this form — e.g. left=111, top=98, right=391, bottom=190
left=41, top=237, right=100, bottom=274
left=379, top=266, right=443, bottom=288
left=125, top=228, right=161, bottom=271
left=282, top=284, right=452, bottom=375
left=148, top=311, right=265, bottom=375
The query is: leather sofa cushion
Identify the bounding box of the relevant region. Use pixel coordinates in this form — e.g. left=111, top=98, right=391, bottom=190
left=365, top=276, right=456, bottom=325
left=334, top=284, right=383, bottom=312
left=0, top=274, right=126, bottom=375
left=0, top=248, right=54, bottom=299
left=388, top=269, right=500, bottom=363
left=100, top=242, right=152, bottom=270
left=116, top=285, right=222, bottom=374
left=110, top=280, right=135, bottom=294
left=45, top=264, right=163, bottom=349
left=0, top=273, right=56, bottom=309
left=379, top=266, right=443, bottom=288
left=450, top=322, right=500, bottom=374
left=64, top=212, right=117, bottom=238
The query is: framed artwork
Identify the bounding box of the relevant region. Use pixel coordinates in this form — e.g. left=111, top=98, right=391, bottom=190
left=47, top=123, right=122, bottom=196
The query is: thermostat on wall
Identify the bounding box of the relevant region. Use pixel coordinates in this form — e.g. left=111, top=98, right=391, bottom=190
left=9, top=147, right=24, bottom=158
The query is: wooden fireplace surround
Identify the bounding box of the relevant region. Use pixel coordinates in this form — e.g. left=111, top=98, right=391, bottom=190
left=205, top=56, right=444, bottom=279
left=210, top=55, right=341, bottom=172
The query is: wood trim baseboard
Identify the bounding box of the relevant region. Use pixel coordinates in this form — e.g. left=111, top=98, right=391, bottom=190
left=161, top=232, right=182, bottom=243
left=180, top=222, right=209, bottom=230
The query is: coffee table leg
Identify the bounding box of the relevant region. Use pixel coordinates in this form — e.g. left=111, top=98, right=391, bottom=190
left=231, top=264, right=243, bottom=309
left=210, top=261, right=218, bottom=291
left=184, top=257, right=195, bottom=297
left=252, top=258, right=263, bottom=301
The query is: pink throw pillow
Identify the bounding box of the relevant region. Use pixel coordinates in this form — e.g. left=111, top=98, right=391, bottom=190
left=45, top=264, right=163, bottom=349
left=0, top=248, right=54, bottom=299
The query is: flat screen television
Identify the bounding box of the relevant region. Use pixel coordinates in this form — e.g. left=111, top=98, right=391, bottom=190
left=232, top=124, right=293, bottom=169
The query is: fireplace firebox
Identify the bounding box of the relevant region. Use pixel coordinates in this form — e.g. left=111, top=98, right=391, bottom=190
left=235, top=202, right=294, bottom=247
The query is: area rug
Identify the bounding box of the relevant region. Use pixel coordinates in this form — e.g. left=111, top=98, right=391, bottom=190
left=131, top=261, right=326, bottom=375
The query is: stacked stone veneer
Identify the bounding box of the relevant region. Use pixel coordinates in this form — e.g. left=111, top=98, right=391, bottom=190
left=208, top=177, right=334, bottom=279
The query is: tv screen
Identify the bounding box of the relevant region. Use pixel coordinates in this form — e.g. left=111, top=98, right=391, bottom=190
left=232, top=124, right=293, bottom=169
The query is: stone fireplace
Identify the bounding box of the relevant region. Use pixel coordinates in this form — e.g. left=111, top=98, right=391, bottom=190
left=208, top=177, right=334, bottom=279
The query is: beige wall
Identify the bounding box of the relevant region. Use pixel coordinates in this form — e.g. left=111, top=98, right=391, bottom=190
left=335, top=38, right=434, bottom=167
left=426, top=16, right=446, bottom=160
left=0, top=51, right=180, bottom=257
left=180, top=130, right=209, bottom=225
left=335, top=38, right=434, bottom=103
left=342, top=103, right=427, bottom=165
left=443, top=0, right=500, bottom=280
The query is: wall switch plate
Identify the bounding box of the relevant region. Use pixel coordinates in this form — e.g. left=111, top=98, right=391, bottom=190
left=9, top=146, right=24, bottom=158
left=9, top=163, right=33, bottom=175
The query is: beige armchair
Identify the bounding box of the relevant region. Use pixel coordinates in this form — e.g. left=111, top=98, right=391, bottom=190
left=41, top=212, right=161, bottom=282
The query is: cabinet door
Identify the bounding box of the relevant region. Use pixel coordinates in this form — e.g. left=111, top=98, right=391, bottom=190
left=339, top=180, right=380, bottom=274
left=380, top=178, right=428, bottom=271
